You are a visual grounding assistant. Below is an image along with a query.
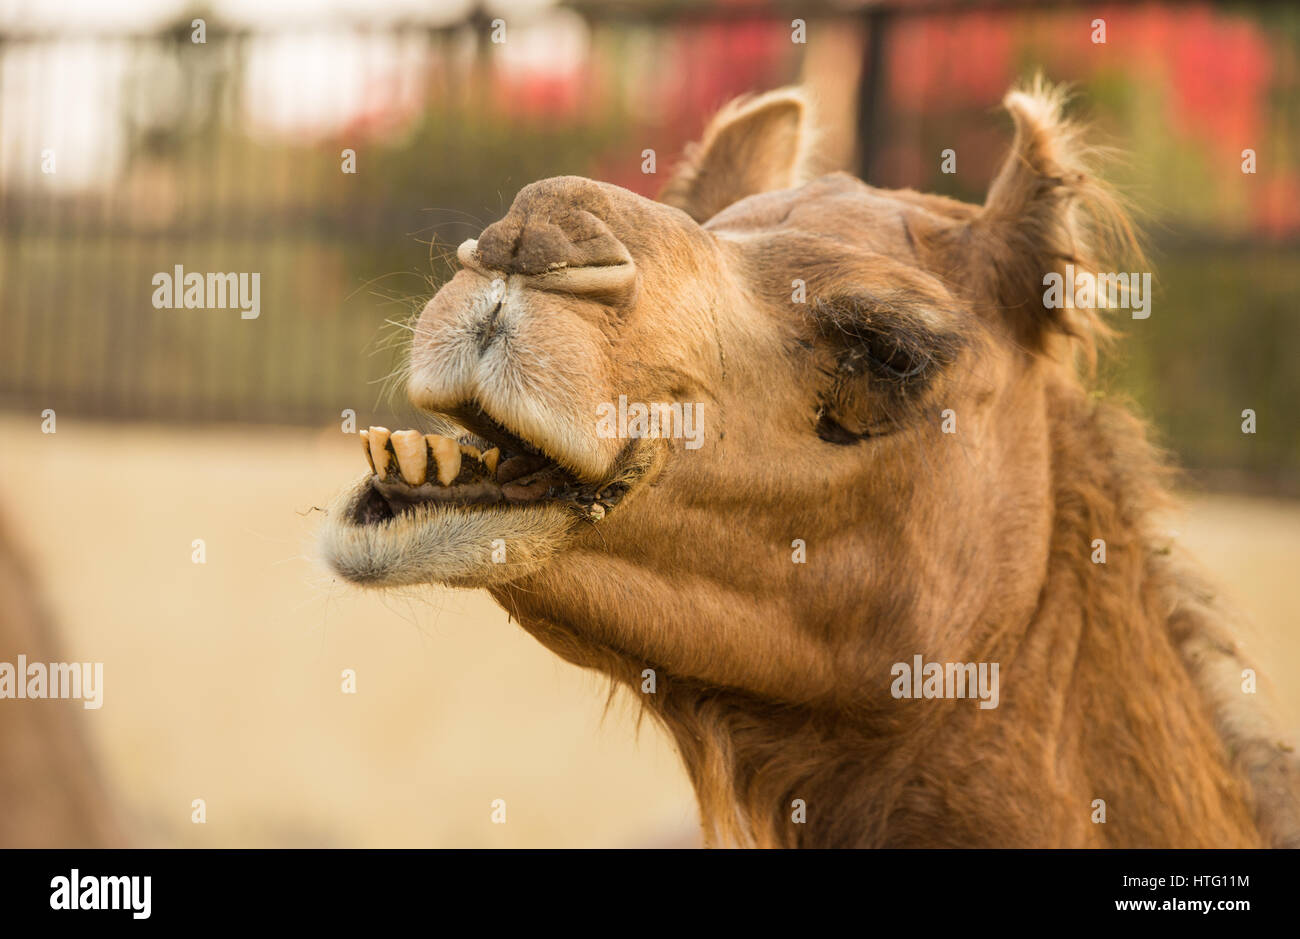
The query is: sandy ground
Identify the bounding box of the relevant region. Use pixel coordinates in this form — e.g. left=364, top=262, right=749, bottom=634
left=1, top=416, right=1296, bottom=847
left=1, top=417, right=696, bottom=847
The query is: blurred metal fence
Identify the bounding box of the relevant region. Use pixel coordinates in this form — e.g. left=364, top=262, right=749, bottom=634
left=1, top=2, right=1296, bottom=489
left=0, top=9, right=806, bottom=428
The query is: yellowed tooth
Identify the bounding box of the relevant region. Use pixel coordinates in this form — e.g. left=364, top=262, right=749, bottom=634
left=459, top=444, right=482, bottom=462
left=359, top=429, right=375, bottom=474
left=481, top=447, right=500, bottom=476
left=368, top=426, right=391, bottom=479
left=391, top=430, right=428, bottom=486
left=426, top=434, right=461, bottom=486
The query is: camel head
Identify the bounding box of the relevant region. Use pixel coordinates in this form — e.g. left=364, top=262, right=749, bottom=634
left=317, top=83, right=1300, bottom=852
left=321, top=80, right=1130, bottom=703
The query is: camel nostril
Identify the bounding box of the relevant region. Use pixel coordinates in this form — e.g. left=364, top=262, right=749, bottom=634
left=460, top=185, right=642, bottom=305
left=457, top=237, right=485, bottom=273
left=529, top=259, right=637, bottom=302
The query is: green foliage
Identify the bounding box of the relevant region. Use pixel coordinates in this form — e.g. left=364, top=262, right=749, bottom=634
left=1104, top=244, right=1300, bottom=492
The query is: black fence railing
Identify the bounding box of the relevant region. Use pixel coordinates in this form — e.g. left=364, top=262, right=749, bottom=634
left=0, top=12, right=806, bottom=429
left=1, top=2, right=1296, bottom=491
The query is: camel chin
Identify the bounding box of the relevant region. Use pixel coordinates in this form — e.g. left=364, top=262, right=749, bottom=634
left=319, top=475, right=575, bottom=588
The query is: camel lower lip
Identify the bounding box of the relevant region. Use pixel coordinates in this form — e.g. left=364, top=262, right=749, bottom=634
left=349, top=472, right=626, bottom=526
left=354, top=463, right=579, bottom=523
left=366, top=465, right=575, bottom=516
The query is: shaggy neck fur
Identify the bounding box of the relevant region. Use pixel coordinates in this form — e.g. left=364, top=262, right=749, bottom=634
left=378, top=80, right=1300, bottom=849
left=496, top=371, right=1297, bottom=848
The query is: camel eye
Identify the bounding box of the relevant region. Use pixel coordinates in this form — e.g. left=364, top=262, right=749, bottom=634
left=864, top=333, right=929, bottom=380
left=807, top=295, right=965, bottom=444
left=814, top=408, right=874, bottom=445
left=837, top=332, right=928, bottom=383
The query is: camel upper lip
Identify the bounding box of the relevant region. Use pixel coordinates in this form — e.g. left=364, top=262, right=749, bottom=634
left=441, top=404, right=549, bottom=464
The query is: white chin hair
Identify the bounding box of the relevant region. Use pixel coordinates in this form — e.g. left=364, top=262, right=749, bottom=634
left=317, top=476, right=577, bottom=588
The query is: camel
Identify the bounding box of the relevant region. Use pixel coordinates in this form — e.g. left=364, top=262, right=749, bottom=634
left=0, top=508, right=121, bottom=847
left=321, top=79, right=1300, bottom=848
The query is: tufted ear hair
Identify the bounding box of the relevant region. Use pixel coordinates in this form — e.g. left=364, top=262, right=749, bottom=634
left=973, top=77, right=1142, bottom=361
left=659, top=88, right=815, bottom=223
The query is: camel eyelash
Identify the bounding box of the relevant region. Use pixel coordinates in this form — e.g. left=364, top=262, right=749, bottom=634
left=809, top=296, right=964, bottom=386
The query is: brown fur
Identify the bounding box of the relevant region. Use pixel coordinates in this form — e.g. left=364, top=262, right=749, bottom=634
left=323, top=79, right=1300, bottom=847
left=0, top=507, right=121, bottom=847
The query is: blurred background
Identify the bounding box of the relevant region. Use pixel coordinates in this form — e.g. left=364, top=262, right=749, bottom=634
left=0, top=0, right=1297, bottom=847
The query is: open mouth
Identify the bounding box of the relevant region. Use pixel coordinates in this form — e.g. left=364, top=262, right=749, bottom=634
left=349, top=421, right=630, bottom=527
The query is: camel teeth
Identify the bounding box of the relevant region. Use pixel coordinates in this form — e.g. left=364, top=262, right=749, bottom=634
left=426, top=434, right=461, bottom=486
left=391, top=430, right=428, bottom=486
left=481, top=447, right=500, bottom=476
left=367, top=427, right=391, bottom=479
left=359, top=429, right=375, bottom=474
left=459, top=444, right=482, bottom=462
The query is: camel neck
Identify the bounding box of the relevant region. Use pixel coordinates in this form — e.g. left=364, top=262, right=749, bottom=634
left=649, top=390, right=1262, bottom=847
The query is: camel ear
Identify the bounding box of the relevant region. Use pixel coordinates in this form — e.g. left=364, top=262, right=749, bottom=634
left=659, top=88, right=813, bottom=223
left=975, top=78, right=1139, bottom=353
left=982, top=80, right=1084, bottom=231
